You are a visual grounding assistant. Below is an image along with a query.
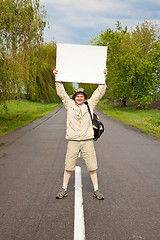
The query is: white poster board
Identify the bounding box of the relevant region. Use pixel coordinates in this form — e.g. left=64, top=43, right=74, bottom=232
left=56, top=43, right=107, bottom=84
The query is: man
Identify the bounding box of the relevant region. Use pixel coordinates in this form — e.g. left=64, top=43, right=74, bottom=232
left=53, top=68, right=107, bottom=200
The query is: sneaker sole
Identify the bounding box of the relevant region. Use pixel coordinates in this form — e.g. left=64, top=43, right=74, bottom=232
left=56, top=193, right=68, bottom=199
left=93, top=194, right=104, bottom=200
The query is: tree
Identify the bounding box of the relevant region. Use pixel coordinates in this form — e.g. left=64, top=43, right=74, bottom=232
left=79, top=83, right=98, bottom=98
left=25, top=42, right=75, bottom=102
left=90, top=21, right=130, bottom=106
left=0, top=1, right=74, bottom=105
left=90, top=20, right=160, bottom=108
left=121, top=20, right=160, bottom=108
left=0, top=0, right=47, bottom=103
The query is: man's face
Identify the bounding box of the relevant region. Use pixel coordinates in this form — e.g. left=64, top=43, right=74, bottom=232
left=75, top=93, right=85, bottom=105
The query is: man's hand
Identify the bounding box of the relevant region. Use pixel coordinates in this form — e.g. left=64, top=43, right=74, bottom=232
left=104, top=67, right=107, bottom=79
left=53, top=68, right=58, bottom=76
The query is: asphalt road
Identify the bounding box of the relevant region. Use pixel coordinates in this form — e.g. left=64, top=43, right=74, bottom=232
left=0, top=105, right=160, bottom=240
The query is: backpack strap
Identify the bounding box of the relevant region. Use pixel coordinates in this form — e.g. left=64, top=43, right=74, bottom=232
left=85, top=101, right=93, bottom=121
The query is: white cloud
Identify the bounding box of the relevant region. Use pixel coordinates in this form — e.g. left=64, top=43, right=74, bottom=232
left=41, top=0, right=132, bottom=14
left=41, top=0, right=160, bottom=13
left=40, top=0, right=160, bottom=44
left=148, top=0, right=160, bottom=4
left=44, top=21, right=75, bottom=43
left=41, top=0, right=160, bottom=28
left=45, top=7, right=160, bottom=30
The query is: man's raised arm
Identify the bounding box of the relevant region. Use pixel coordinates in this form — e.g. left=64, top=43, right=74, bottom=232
left=53, top=69, right=71, bottom=109
left=88, top=68, right=107, bottom=110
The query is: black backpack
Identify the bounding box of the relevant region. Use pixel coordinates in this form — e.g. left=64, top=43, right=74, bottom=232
left=85, top=101, right=104, bottom=141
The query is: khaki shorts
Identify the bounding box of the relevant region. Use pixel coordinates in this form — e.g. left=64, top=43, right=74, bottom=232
left=65, top=139, right=97, bottom=171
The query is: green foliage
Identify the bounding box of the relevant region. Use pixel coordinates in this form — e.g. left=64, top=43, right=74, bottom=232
left=90, top=20, right=160, bottom=108
left=121, top=20, right=160, bottom=107
left=32, top=43, right=74, bottom=102
left=0, top=0, right=47, bottom=103
left=25, top=43, right=58, bottom=102
left=0, top=100, right=61, bottom=136
left=79, top=83, right=98, bottom=98
left=63, top=82, right=75, bottom=96
left=98, top=99, right=160, bottom=139
left=0, top=1, right=74, bottom=106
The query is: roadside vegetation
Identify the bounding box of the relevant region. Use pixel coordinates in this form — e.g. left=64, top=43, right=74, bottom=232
left=0, top=0, right=74, bottom=108
left=89, top=20, right=160, bottom=109
left=0, top=100, right=61, bottom=136
left=0, top=1, right=160, bottom=139
left=98, top=99, right=160, bottom=139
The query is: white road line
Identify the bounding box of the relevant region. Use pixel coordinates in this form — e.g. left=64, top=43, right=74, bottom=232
left=78, top=151, right=81, bottom=158
left=74, top=166, right=85, bottom=240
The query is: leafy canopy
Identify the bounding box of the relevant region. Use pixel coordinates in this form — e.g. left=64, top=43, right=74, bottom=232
left=90, top=20, right=160, bottom=108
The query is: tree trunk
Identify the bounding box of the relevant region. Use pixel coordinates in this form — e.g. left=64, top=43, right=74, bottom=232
left=121, top=99, right=127, bottom=107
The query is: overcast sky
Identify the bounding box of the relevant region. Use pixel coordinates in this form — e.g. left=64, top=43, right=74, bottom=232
left=40, top=0, right=160, bottom=45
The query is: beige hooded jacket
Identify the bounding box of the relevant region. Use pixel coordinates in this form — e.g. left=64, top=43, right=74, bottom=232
left=55, top=82, right=106, bottom=141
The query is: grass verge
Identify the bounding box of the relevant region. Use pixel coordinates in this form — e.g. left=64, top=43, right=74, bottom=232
left=97, top=99, right=160, bottom=140
left=0, top=100, right=61, bottom=137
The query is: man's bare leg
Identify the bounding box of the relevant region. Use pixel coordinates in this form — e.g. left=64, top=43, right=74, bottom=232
left=89, top=170, right=104, bottom=200
left=89, top=170, right=98, bottom=186
left=56, top=170, right=72, bottom=199
left=63, top=170, right=72, bottom=187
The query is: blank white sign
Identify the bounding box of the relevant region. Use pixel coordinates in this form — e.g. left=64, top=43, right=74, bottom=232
left=56, top=43, right=107, bottom=84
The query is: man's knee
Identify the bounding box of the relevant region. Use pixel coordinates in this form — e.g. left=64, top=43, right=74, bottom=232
left=89, top=170, right=97, bottom=174
left=64, top=170, right=72, bottom=174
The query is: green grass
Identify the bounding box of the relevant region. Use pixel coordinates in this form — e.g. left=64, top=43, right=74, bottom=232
left=0, top=100, right=61, bottom=136
left=98, top=99, right=160, bottom=139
